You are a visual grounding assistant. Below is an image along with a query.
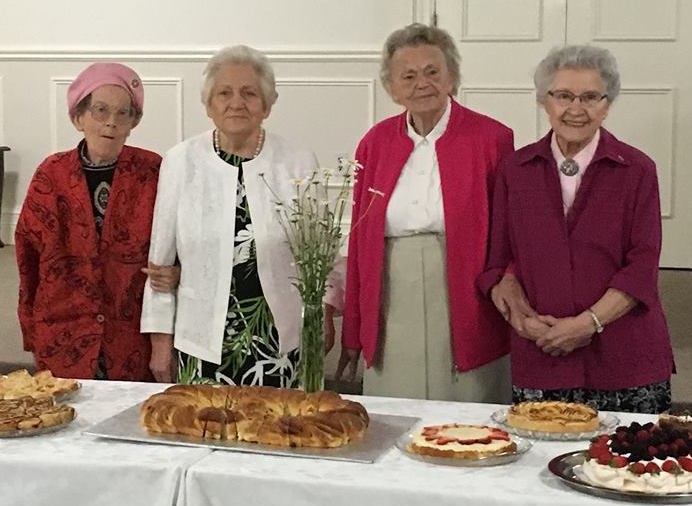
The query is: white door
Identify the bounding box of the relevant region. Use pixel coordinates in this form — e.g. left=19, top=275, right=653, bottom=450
left=436, top=0, right=567, bottom=148
left=436, top=0, right=692, bottom=268
left=567, top=0, right=692, bottom=268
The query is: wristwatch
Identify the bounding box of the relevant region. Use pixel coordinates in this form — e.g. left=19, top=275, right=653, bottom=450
left=587, top=308, right=604, bottom=334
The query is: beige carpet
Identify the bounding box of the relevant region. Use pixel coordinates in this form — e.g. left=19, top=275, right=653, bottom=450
left=0, top=245, right=690, bottom=403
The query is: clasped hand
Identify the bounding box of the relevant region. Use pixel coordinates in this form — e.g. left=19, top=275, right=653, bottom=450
left=523, top=315, right=592, bottom=357
left=490, top=274, right=592, bottom=357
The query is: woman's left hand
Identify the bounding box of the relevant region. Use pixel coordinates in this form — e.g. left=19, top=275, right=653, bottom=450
left=150, top=332, right=176, bottom=382
left=142, top=262, right=181, bottom=293
left=535, top=313, right=594, bottom=357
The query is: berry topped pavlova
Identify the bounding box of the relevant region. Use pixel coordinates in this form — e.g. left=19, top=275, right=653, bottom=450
left=581, top=421, right=692, bottom=493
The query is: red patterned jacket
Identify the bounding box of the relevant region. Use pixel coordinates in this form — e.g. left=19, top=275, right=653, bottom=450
left=15, top=145, right=161, bottom=380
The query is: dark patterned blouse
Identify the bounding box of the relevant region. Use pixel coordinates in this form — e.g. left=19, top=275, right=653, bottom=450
left=178, top=149, right=298, bottom=387
left=79, top=140, right=115, bottom=237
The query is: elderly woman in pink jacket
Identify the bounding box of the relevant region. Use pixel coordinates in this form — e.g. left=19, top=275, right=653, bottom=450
left=335, top=23, right=515, bottom=402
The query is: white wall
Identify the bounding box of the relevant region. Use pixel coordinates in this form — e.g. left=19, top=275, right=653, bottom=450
left=2, top=0, right=691, bottom=379
left=0, top=0, right=425, bottom=377
left=1, top=0, right=690, bottom=269
left=0, top=0, right=422, bottom=244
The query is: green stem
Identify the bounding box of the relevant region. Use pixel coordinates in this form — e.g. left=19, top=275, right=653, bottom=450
left=299, top=302, right=324, bottom=393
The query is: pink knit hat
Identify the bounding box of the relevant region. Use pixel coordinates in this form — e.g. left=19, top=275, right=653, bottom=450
left=67, top=62, right=144, bottom=121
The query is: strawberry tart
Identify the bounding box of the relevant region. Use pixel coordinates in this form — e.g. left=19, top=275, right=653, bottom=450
left=581, top=421, right=692, bottom=493
left=407, top=424, right=516, bottom=459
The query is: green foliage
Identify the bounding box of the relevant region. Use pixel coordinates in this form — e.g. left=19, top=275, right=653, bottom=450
left=260, top=158, right=362, bottom=392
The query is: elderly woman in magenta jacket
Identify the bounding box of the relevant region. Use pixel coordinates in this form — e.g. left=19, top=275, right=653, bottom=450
left=478, top=45, right=674, bottom=413
left=334, top=24, right=515, bottom=402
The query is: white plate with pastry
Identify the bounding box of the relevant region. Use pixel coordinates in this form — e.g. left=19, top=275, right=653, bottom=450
left=396, top=422, right=532, bottom=467
left=491, top=401, right=619, bottom=441
left=0, top=369, right=80, bottom=401
left=0, top=395, right=76, bottom=438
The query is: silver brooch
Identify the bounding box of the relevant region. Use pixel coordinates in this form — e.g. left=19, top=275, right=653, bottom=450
left=559, top=159, right=579, bottom=176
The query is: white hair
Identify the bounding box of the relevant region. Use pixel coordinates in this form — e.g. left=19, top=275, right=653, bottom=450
left=200, top=45, right=278, bottom=108
left=534, top=45, right=621, bottom=103
left=380, top=23, right=461, bottom=96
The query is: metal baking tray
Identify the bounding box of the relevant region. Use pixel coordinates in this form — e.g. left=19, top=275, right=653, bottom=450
left=83, top=402, right=419, bottom=463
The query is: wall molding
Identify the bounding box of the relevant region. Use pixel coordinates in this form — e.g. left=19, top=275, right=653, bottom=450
left=142, top=78, right=185, bottom=145
left=592, top=0, right=679, bottom=41
left=617, top=87, right=676, bottom=219
left=461, top=86, right=541, bottom=137
left=48, top=76, right=184, bottom=152
left=0, top=48, right=382, bottom=63
left=0, top=76, right=4, bottom=144
left=276, top=77, right=377, bottom=128
left=413, top=0, right=435, bottom=24
left=461, top=0, right=544, bottom=41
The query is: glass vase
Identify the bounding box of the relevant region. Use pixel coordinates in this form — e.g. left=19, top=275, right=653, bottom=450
left=298, top=302, right=325, bottom=393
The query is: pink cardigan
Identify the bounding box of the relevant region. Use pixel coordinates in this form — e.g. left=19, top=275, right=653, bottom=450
left=342, top=100, right=515, bottom=371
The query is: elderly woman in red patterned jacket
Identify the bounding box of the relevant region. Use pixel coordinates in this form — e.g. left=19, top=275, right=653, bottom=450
left=15, top=63, right=178, bottom=381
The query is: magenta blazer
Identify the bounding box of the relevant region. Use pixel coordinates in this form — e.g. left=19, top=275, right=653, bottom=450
left=343, top=100, right=515, bottom=372
left=478, top=128, right=674, bottom=390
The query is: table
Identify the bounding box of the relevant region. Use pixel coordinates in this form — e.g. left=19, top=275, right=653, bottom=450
left=0, top=380, right=668, bottom=506
left=0, top=380, right=210, bottom=506
left=181, top=395, right=663, bottom=506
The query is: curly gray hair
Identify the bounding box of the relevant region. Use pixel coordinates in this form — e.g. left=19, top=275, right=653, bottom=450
left=201, top=45, right=278, bottom=108
left=380, top=23, right=461, bottom=95
left=534, top=45, right=621, bottom=104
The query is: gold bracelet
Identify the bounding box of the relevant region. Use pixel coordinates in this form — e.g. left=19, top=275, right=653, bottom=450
left=587, top=308, right=604, bottom=334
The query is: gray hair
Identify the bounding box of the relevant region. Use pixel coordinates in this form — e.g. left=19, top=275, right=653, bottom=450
left=380, top=23, right=461, bottom=95
left=200, top=45, right=278, bottom=108
left=534, top=45, right=621, bottom=104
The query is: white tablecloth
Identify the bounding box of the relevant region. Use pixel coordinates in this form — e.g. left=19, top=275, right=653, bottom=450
left=0, top=380, right=669, bottom=506
left=0, top=380, right=210, bottom=506
left=182, top=395, right=663, bottom=506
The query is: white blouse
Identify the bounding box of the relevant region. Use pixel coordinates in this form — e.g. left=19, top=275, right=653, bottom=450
left=384, top=98, right=452, bottom=237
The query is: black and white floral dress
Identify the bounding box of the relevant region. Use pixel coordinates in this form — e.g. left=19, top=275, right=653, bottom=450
left=512, top=380, right=671, bottom=414
left=178, top=150, right=299, bottom=387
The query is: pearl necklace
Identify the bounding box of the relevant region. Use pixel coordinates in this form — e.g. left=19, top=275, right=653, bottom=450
left=213, top=128, right=264, bottom=159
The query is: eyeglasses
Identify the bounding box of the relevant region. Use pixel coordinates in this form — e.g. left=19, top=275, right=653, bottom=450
left=547, top=90, right=608, bottom=107
left=88, top=103, right=135, bottom=125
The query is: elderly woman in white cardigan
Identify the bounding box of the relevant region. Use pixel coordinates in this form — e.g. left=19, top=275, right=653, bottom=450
left=141, top=45, right=342, bottom=385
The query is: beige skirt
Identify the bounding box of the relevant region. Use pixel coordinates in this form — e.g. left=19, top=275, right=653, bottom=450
left=363, top=233, right=511, bottom=403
